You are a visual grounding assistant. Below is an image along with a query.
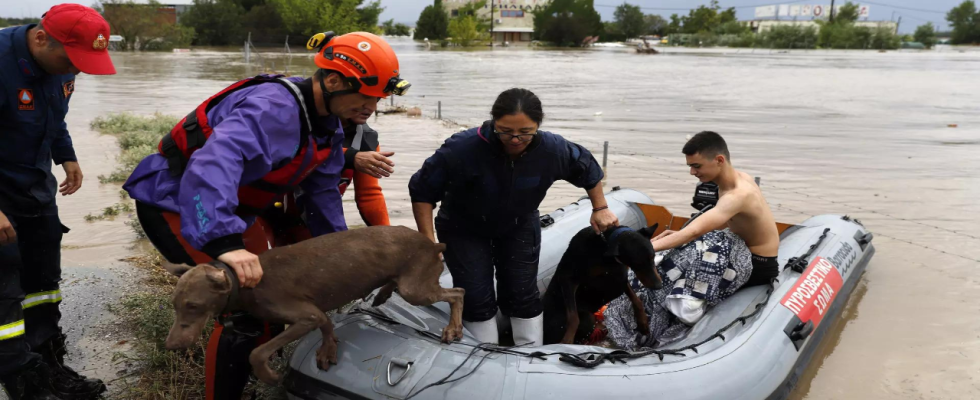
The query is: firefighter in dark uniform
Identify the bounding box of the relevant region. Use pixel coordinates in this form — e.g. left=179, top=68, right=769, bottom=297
left=0, top=4, right=116, bottom=399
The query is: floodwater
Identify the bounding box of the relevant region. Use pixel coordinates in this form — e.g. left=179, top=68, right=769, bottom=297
left=52, top=38, right=980, bottom=398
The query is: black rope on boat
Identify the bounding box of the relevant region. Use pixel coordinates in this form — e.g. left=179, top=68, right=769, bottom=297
left=345, top=230, right=831, bottom=389
left=404, top=342, right=497, bottom=400
left=786, top=228, right=831, bottom=273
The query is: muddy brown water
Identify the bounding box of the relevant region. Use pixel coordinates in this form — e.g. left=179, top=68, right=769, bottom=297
left=47, top=39, right=980, bottom=398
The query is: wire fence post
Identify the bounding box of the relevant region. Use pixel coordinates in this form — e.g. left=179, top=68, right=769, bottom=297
left=602, top=141, right=609, bottom=181
left=438, top=101, right=442, bottom=119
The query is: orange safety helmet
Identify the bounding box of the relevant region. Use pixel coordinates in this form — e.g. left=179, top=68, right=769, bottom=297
left=307, top=31, right=410, bottom=98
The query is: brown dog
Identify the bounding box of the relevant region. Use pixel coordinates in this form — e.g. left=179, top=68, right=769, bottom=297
left=162, top=226, right=464, bottom=384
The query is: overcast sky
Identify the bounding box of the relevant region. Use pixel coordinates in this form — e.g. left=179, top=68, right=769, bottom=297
left=0, top=0, right=958, bottom=33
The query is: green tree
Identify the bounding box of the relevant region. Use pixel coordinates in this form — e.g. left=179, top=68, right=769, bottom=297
left=763, top=25, right=818, bottom=49
left=676, top=0, right=733, bottom=34
left=457, top=0, right=491, bottom=35
left=0, top=17, right=40, bottom=26
left=382, top=19, right=412, bottom=36
left=869, top=25, right=900, bottom=49
left=533, top=0, right=602, bottom=46
left=681, top=3, right=719, bottom=34
left=601, top=21, right=626, bottom=42
left=644, top=14, right=667, bottom=36
left=715, top=20, right=747, bottom=35
left=271, top=0, right=376, bottom=39
left=667, top=14, right=682, bottom=34
left=448, top=14, right=480, bottom=46
left=914, top=22, right=937, bottom=48
left=614, top=3, right=645, bottom=40
left=241, top=2, right=290, bottom=44
left=101, top=0, right=195, bottom=51
left=833, top=2, right=861, bottom=23
left=357, top=1, right=384, bottom=34
left=414, top=0, right=449, bottom=40
left=718, top=6, right=737, bottom=25
left=946, top=0, right=980, bottom=44
left=182, top=0, right=245, bottom=46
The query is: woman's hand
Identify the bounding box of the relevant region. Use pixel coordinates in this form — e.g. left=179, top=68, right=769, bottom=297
left=217, top=249, right=263, bottom=288
left=590, top=208, right=619, bottom=234
left=653, top=229, right=677, bottom=241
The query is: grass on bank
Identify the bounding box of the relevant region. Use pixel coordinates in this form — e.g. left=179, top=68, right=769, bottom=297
left=88, top=113, right=176, bottom=237
left=91, top=113, right=177, bottom=184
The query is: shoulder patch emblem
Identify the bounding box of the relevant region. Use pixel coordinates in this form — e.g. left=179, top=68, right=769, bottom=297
left=17, top=89, right=34, bottom=111
left=63, top=81, right=75, bottom=98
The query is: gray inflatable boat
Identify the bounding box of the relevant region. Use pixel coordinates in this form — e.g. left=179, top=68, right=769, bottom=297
left=283, top=188, right=875, bottom=400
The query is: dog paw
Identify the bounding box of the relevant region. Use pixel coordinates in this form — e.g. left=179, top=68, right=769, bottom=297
left=441, top=323, right=463, bottom=343
left=249, top=353, right=280, bottom=384
left=316, top=340, right=339, bottom=370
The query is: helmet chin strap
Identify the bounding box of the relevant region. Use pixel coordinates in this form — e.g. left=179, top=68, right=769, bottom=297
left=317, top=69, right=362, bottom=117
left=317, top=74, right=337, bottom=116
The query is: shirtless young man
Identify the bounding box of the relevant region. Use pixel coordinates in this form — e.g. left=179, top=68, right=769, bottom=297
left=652, top=131, right=780, bottom=287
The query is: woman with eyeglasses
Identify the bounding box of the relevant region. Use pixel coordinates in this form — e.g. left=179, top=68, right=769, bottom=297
left=409, top=88, right=619, bottom=346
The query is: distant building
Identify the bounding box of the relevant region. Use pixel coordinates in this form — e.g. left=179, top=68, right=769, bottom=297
left=747, top=19, right=898, bottom=34
left=443, top=0, right=550, bottom=44
left=103, top=0, right=195, bottom=24
left=748, top=3, right=898, bottom=34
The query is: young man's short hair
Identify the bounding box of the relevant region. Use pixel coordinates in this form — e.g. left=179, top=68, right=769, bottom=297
left=682, top=131, right=731, bottom=161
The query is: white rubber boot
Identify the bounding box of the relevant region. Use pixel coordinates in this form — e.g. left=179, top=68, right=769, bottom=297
left=511, top=313, right=544, bottom=347
left=463, top=318, right=499, bottom=344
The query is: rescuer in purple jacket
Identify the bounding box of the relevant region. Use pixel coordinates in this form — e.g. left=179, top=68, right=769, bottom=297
left=123, top=31, right=410, bottom=400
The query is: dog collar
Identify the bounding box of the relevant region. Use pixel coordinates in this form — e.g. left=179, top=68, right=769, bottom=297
left=210, top=261, right=242, bottom=314
left=605, top=226, right=633, bottom=244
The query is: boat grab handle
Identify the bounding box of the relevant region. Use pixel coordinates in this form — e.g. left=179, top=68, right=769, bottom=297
left=387, top=357, right=414, bottom=386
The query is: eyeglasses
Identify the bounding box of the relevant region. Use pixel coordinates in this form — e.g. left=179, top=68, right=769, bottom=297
left=495, top=130, right=537, bottom=143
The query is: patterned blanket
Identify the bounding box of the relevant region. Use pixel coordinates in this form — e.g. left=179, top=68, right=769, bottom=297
left=602, top=229, right=753, bottom=350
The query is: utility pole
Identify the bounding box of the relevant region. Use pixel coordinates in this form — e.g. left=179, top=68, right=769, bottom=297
left=490, top=0, right=495, bottom=47
left=829, top=0, right=836, bottom=23
left=895, top=16, right=902, bottom=35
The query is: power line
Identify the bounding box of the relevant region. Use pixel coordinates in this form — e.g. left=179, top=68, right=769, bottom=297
left=595, top=0, right=947, bottom=15
left=894, top=12, right=937, bottom=24
left=858, top=0, right=948, bottom=15
left=595, top=0, right=808, bottom=12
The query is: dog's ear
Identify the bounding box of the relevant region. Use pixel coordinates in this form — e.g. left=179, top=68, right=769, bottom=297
left=637, top=223, right=660, bottom=239
left=163, top=262, right=194, bottom=277
left=205, top=266, right=231, bottom=291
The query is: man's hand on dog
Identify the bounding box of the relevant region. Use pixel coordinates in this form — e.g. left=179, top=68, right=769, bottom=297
left=590, top=208, right=619, bottom=234
left=354, top=151, right=395, bottom=179
left=218, top=249, right=263, bottom=288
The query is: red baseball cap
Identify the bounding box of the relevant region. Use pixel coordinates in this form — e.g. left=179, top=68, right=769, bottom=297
left=41, top=4, right=116, bottom=75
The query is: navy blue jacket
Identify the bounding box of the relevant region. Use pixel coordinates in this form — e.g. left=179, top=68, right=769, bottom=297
left=409, top=120, right=603, bottom=236
left=0, top=25, right=77, bottom=215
